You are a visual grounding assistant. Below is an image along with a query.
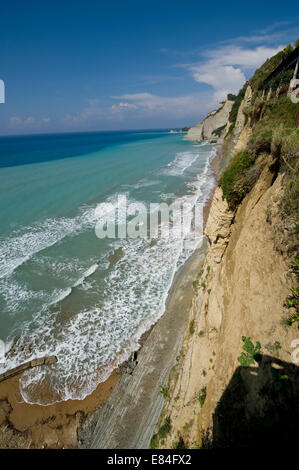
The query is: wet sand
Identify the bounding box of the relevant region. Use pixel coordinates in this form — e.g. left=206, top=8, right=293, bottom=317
left=0, top=369, right=119, bottom=448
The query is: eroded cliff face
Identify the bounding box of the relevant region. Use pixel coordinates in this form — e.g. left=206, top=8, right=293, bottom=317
left=185, top=98, right=234, bottom=143
left=159, top=164, right=297, bottom=447
left=156, top=88, right=299, bottom=449
left=218, top=86, right=253, bottom=169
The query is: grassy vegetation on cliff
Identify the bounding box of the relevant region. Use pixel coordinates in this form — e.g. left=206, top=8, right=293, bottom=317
left=219, top=149, right=256, bottom=208
left=222, top=80, right=299, bottom=216
left=249, top=45, right=294, bottom=93
left=150, top=416, right=171, bottom=449
left=247, top=95, right=299, bottom=224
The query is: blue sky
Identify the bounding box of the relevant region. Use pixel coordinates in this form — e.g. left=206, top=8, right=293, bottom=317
left=0, top=0, right=299, bottom=135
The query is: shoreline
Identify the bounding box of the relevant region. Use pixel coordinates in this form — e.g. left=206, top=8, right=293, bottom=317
left=80, top=238, right=208, bottom=448
left=0, top=142, right=220, bottom=449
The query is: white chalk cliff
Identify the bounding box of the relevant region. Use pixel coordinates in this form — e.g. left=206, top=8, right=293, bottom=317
left=184, top=98, right=234, bottom=142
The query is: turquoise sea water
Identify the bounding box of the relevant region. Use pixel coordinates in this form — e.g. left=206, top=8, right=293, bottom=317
left=0, top=130, right=216, bottom=404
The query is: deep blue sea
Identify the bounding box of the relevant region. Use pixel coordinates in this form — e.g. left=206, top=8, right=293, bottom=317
left=0, top=130, right=216, bottom=404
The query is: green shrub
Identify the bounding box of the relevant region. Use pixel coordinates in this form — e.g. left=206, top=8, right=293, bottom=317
left=287, top=312, right=299, bottom=325
left=266, top=340, right=282, bottom=358
left=233, top=164, right=262, bottom=200
left=283, top=287, right=299, bottom=325
left=249, top=49, right=285, bottom=92
left=260, top=97, right=298, bottom=128
left=158, top=416, right=171, bottom=438
left=271, top=68, right=294, bottom=89
left=237, top=336, right=262, bottom=367
left=249, top=128, right=273, bottom=156
left=282, top=129, right=299, bottom=161
left=150, top=416, right=172, bottom=448
left=220, top=149, right=255, bottom=208
left=197, top=387, right=207, bottom=407
left=160, top=385, right=169, bottom=398
left=248, top=97, right=298, bottom=159
left=246, top=96, right=299, bottom=224
left=150, top=433, right=159, bottom=449
left=281, top=159, right=299, bottom=224
left=189, top=319, right=195, bottom=335
left=274, top=341, right=281, bottom=357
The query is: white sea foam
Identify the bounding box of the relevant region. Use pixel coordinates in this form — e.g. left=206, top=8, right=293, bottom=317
left=15, top=233, right=186, bottom=404
left=73, top=263, right=98, bottom=287
left=0, top=206, right=98, bottom=280
left=48, top=288, right=72, bottom=306
left=0, top=193, right=134, bottom=281
left=160, top=151, right=199, bottom=176
left=126, top=179, right=160, bottom=189
left=160, top=192, right=176, bottom=201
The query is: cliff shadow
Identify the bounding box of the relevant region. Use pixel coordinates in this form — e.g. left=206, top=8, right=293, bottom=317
left=211, top=354, right=299, bottom=448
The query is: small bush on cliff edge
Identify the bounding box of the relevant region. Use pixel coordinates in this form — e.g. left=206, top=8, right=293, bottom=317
left=220, top=149, right=255, bottom=209
left=237, top=336, right=262, bottom=367
left=150, top=416, right=172, bottom=448
left=197, top=387, right=207, bottom=407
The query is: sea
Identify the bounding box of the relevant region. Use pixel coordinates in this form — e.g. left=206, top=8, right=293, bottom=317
left=0, top=129, right=216, bottom=404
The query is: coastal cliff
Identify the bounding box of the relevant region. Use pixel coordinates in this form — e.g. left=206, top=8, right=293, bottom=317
left=184, top=97, right=235, bottom=143
left=153, top=45, right=299, bottom=449
left=0, top=43, right=297, bottom=451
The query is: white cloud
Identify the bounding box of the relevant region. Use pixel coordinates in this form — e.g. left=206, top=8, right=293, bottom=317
left=111, top=102, right=138, bottom=112
left=9, top=116, right=22, bottom=127
left=184, top=44, right=283, bottom=101
left=9, top=116, right=51, bottom=129
left=63, top=92, right=213, bottom=126
left=190, top=64, right=245, bottom=101
left=62, top=31, right=289, bottom=129
left=111, top=92, right=212, bottom=116
left=203, top=45, right=283, bottom=69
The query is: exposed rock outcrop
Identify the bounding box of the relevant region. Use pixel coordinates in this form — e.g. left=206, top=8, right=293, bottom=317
left=158, top=160, right=298, bottom=449
left=204, top=187, right=234, bottom=263
left=155, top=72, right=299, bottom=449
left=184, top=98, right=234, bottom=142
left=232, top=85, right=253, bottom=154
left=0, top=356, right=57, bottom=383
